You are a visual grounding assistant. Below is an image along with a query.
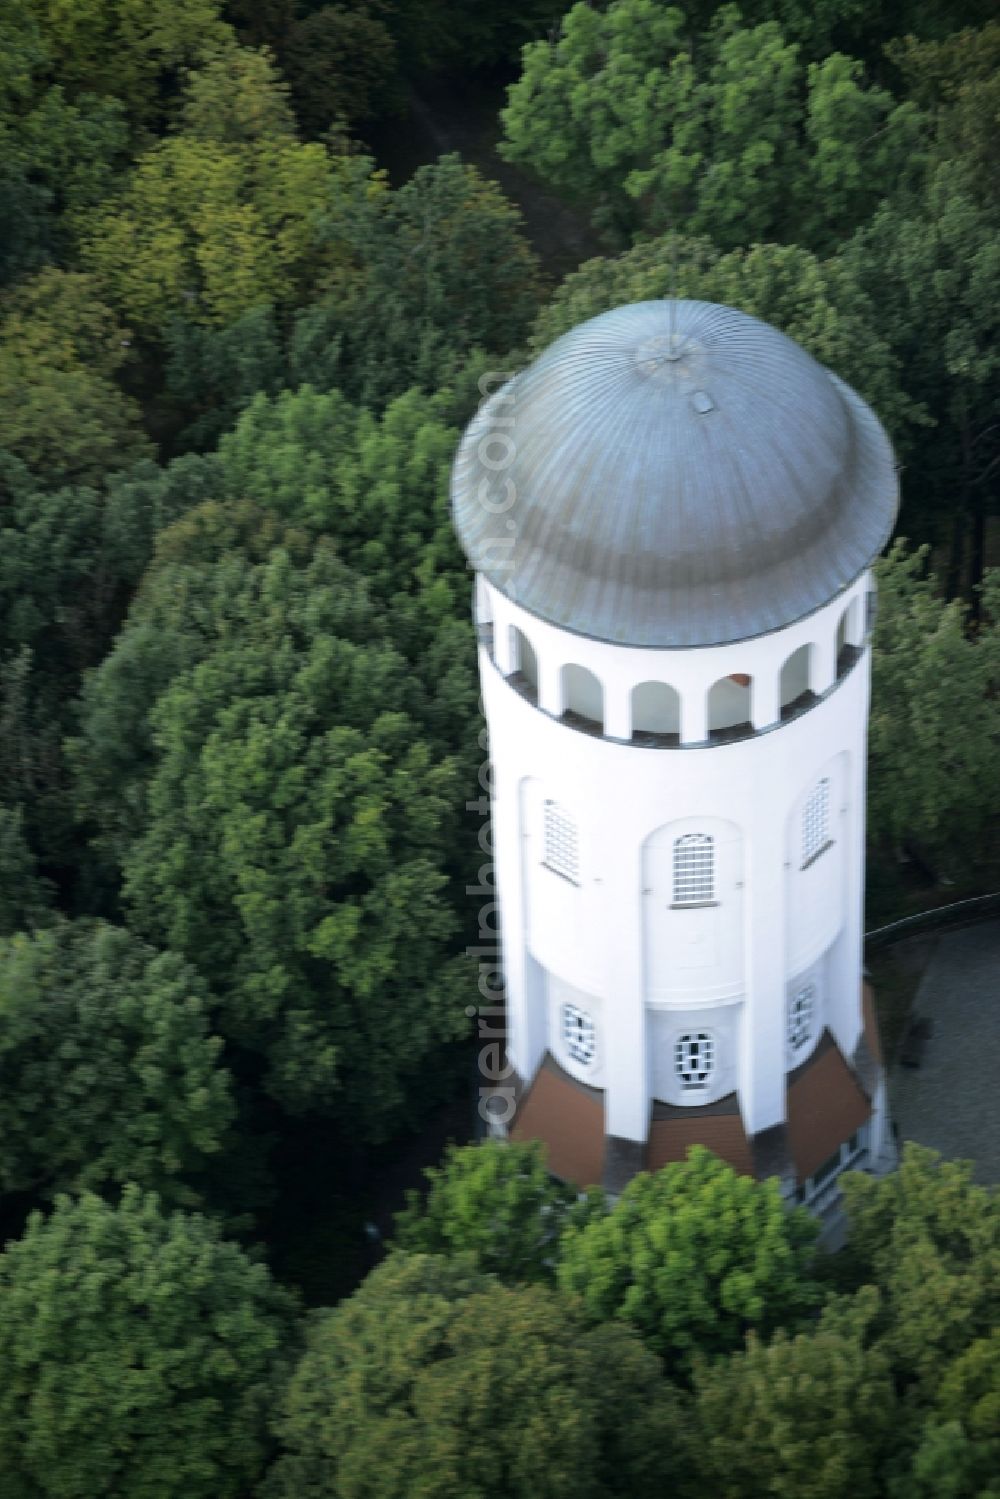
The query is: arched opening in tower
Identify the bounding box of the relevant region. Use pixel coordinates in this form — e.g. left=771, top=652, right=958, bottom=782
left=560, top=663, right=604, bottom=736
left=508, top=626, right=538, bottom=704
left=836, top=599, right=863, bottom=679
left=631, top=680, right=681, bottom=746
left=708, top=674, right=753, bottom=743
left=780, top=643, right=816, bottom=721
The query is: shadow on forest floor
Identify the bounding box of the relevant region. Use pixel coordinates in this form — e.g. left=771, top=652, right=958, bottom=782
left=363, top=74, right=607, bottom=282
left=264, top=1083, right=474, bottom=1308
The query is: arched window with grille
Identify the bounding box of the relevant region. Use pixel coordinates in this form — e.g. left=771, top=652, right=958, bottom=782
left=801, top=778, right=831, bottom=867
left=543, top=800, right=579, bottom=884
left=561, top=1004, right=596, bottom=1066
left=672, top=833, right=715, bottom=906
left=788, top=982, right=816, bottom=1054
left=674, top=1031, right=715, bottom=1090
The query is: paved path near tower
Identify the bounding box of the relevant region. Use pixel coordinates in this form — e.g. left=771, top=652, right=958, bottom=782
left=889, top=921, right=1000, bottom=1184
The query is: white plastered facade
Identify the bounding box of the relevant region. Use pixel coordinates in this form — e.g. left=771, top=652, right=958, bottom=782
left=479, top=570, right=873, bottom=1147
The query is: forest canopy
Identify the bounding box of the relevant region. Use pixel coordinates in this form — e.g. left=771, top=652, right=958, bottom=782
left=0, top=1, right=997, bottom=1494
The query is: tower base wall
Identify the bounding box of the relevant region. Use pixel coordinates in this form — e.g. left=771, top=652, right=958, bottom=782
left=494, top=991, right=894, bottom=1224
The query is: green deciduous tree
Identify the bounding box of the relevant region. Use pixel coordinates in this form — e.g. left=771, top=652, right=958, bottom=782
left=796, top=51, right=920, bottom=251
left=688, top=1288, right=897, bottom=1499
left=23, top=0, right=234, bottom=136
left=0, top=645, right=66, bottom=871
left=770, top=0, right=996, bottom=66
left=0, top=919, right=234, bottom=1203
left=158, top=155, right=538, bottom=439
left=0, top=93, right=128, bottom=275
left=208, top=385, right=481, bottom=771
left=116, top=141, right=536, bottom=437
left=0, top=1186, right=295, bottom=1499
left=71, top=381, right=478, bottom=798
left=556, top=1146, right=820, bottom=1371
left=0, top=8, right=47, bottom=115
left=0, top=436, right=182, bottom=872
left=843, top=169, right=1000, bottom=596
left=71, top=494, right=473, bottom=1129
left=268, top=1251, right=685, bottom=1499
left=211, top=384, right=465, bottom=601
left=100, top=453, right=230, bottom=589
left=0, top=266, right=130, bottom=386
left=0, top=171, right=50, bottom=289
left=0, top=10, right=129, bottom=279
left=10, top=87, right=126, bottom=224
left=393, top=1139, right=603, bottom=1282
left=719, top=0, right=867, bottom=59
left=177, top=41, right=297, bottom=144
left=839, top=1145, right=1000, bottom=1397
left=868, top=544, right=1000, bottom=881
left=81, top=135, right=360, bottom=336
left=898, top=1331, right=1000, bottom=1499
left=282, top=6, right=400, bottom=135
left=886, top=23, right=1000, bottom=216
left=0, top=473, right=99, bottom=869
left=0, top=270, right=150, bottom=489
left=500, top=1, right=921, bottom=249
left=290, top=154, right=542, bottom=408
left=0, top=806, right=52, bottom=938
left=163, top=304, right=286, bottom=450
left=81, top=50, right=383, bottom=339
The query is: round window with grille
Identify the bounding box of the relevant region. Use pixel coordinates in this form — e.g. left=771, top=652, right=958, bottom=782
left=788, top=983, right=816, bottom=1053
left=674, top=1031, right=715, bottom=1089
left=562, top=1003, right=596, bottom=1066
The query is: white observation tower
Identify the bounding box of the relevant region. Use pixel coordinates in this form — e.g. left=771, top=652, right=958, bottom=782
left=452, top=300, right=898, bottom=1216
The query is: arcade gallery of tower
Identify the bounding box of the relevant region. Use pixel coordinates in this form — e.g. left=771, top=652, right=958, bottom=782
left=451, top=299, right=898, bottom=1221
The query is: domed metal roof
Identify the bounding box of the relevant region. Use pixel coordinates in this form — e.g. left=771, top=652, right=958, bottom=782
left=451, top=299, right=898, bottom=648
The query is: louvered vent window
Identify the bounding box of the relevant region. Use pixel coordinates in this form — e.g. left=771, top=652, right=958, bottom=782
left=802, top=778, right=831, bottom=867
left=674, top=1032, right=715, bottom=1090
left=543, top=801, right=579, bottom=883
left=672, top=833, right=715, bottom=906
left=788, top=983, right=816, bottom=1053
left=561, top=1004, right=596, bottom=1067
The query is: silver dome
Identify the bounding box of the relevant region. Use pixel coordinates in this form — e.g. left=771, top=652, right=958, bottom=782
left=451, top=299, right=898, bottom=648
